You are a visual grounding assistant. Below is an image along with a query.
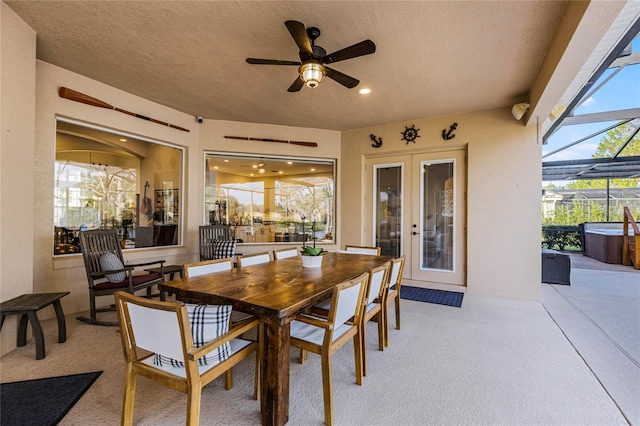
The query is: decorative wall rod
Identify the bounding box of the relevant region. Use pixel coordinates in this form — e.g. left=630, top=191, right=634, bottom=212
left=58, top=87, right=190, bottom=132
left=224, top=135, right=317, bottom=147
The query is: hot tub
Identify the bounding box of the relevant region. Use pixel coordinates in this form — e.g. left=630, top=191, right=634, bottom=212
left=584, top=229, right=627, bottom=264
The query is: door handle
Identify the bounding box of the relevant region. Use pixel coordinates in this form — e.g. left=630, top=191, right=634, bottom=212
left=412, top=231, right=418, bottom=235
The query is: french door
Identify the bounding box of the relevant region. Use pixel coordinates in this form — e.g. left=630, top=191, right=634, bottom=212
left=366, top=149, right=466, bottom=287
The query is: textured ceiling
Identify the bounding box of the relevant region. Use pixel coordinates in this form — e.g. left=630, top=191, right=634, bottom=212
left=6, top=0, right=568, bottom=131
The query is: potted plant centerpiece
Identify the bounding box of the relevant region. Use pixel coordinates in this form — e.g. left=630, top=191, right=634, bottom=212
left=298, top=208, right=326, bottom=267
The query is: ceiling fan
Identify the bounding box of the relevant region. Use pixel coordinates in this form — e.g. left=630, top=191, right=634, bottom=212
left=246, top=20, right=376, bottom=92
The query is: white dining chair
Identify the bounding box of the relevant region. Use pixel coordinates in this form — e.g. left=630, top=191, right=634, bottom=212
left=384, top=255, right=406, bottom=347
left=361, top=262, right=390, bottom=376
left=289, top=272, right=369, bottom=426
left=183, top=257, right=254, bottom=332
left=114, top=291, right=260, bottom=426
left=273, top=247, right=299, bottom=260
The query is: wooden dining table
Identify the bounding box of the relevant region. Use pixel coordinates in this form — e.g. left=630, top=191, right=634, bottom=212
left=160, top=251, right=391, bottom=426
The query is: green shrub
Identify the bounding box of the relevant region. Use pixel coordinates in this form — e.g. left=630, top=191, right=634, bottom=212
left=541, top=225, right=582, bottom=251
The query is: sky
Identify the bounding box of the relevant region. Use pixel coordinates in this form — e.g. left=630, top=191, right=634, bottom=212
left=541, top=35, right=639, bottom=167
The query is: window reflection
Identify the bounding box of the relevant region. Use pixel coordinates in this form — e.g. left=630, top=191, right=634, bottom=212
left=54, top=120, right=184, bottom=255
left=204, top=153, right=335, bottom=243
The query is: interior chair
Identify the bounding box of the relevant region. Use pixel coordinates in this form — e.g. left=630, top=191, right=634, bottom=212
left=114, top=291, right=260, bottom=426
left=384, top=255, right=406, bottom=347
left=199, top=225, right=232, bottom=260
left=360, top=262, right=390, bottom=376
left=182, top=258, right=234, bottom=278
left=273, top=247, right=299, bottom=260
left=289, top=272, right=369, bottom=426
left=237, top=251, right=271, bottom=267
left=344, top=245, right=381, bottom=255
left=78, top=229, right=166, bottom=326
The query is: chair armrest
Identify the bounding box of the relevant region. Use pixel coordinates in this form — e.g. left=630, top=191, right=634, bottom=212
left=188, top=317, right=260, bottom=361
left=294, top=313, right=331, bottom=330
left=90, top=266, right=134, bottom=277
left=126, top=259, right=166, bottom=268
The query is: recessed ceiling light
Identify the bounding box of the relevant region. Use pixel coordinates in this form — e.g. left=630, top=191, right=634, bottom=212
left=278, top=171, right=283, bottom=174
left=287, top=161, right=293, bottom=165
left=119, top=138, right=127, bottom=142
left=223, top=159, right=229, bottom=163
left=252, top=165, right=258, bottom=169
left=359, top=88, right=371, bottom=95
left=250, top=173, right=254, bottom=177
left=213, top=166, right=219, bottom=170
left=310, top=168, right=316, bottom=171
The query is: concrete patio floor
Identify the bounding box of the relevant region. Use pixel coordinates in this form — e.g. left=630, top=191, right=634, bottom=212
left=542, top=252, right=639, bottom=425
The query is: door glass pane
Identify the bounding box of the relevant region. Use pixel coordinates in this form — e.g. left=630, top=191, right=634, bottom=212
left=374, top=165, right=402, bottom=257
left=422, top=161, right=454, bottom=270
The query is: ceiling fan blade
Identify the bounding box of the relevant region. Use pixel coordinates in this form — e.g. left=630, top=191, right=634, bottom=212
left=287, top=77, right=305, bottom=92
left=323, top=40, right=376, bottom=64
left=285, top=20, right=313, bottom=56
left=246, top=58, right=301, bottom=66
left=325, top=67, right=360, bottom=89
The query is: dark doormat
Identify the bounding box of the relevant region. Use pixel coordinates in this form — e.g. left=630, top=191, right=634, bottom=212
left=1, top=371, right=102, bottom=426
left=400, top=286, right=464, bottom=307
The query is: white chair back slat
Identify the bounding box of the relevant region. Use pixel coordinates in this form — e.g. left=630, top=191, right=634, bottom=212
left=186, top=260, right=232, bottom=277
left=127, top=302, right=184, bottom=360
left=368, top=268, right=386, bottom=304
left=239, top=253, right=271, bottom=267
left=344, top=246, right=380, bottom=255
left=333, top=282, right=362, bottom=329
left=273, top=248, right=299, bottom=260
left=389, top=261, right=402, bottom=290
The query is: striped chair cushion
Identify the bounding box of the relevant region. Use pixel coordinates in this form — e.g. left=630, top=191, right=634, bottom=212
left=99, top=252, right=126, bottom=283
left=213, top=240, right=236, bottom=259
left=153, top=304, right=232, bottom=367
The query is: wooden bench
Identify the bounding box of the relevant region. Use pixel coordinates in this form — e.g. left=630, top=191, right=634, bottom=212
left=0, top=292, right=70, bottom=360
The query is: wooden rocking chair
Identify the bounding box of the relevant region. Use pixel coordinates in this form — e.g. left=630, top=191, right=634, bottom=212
left=78, top=229, right=166, bottom=326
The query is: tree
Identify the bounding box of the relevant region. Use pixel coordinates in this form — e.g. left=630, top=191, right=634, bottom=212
left=593, top=119, right=640, bottom=158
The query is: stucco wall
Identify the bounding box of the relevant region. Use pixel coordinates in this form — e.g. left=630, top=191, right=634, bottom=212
left=31, top=62, right=342, bottom=320
left=341, top=109, right=541, bottom=300
left=1, top=3, right=36, bottom=356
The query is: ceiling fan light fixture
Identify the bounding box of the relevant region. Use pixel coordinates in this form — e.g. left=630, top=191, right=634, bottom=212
left=299, top=62, right=326, bottom=88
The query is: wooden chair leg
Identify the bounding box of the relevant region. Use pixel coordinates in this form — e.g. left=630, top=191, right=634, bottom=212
left=384, top=303, right=390, bottom=347
left=254, top=345, right=261, bottom=400
left=321, top=351, right=334, bottom=426
left=121, top=364, right=137, bottom=426
left=395, top=297, right=401, bottom=330
left=361, top=322, right=367, bottom=377
left=377, top=311, right=385, bottom=351
left=300, top=348, right=308, bottom=364
left=225, top=368, right=233, bottom=390
left=353, top=334, right=363, bottom=386
left=186, top=387, right=202, bottom=426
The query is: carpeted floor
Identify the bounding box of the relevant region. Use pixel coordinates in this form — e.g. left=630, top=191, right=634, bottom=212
left=1, top=281, right=632, bottom=425
left=1, top=371, right=102, bottom=426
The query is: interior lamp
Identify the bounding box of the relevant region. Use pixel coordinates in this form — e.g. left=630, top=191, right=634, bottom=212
left=511, top=102, right=530, bottom=120
left=299, top=62, right=326, bottom=88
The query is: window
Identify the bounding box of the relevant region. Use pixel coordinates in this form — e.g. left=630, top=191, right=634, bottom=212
left=204, top=153, right=335, bottom=244
left=54, top=119, right=184, bottom=255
